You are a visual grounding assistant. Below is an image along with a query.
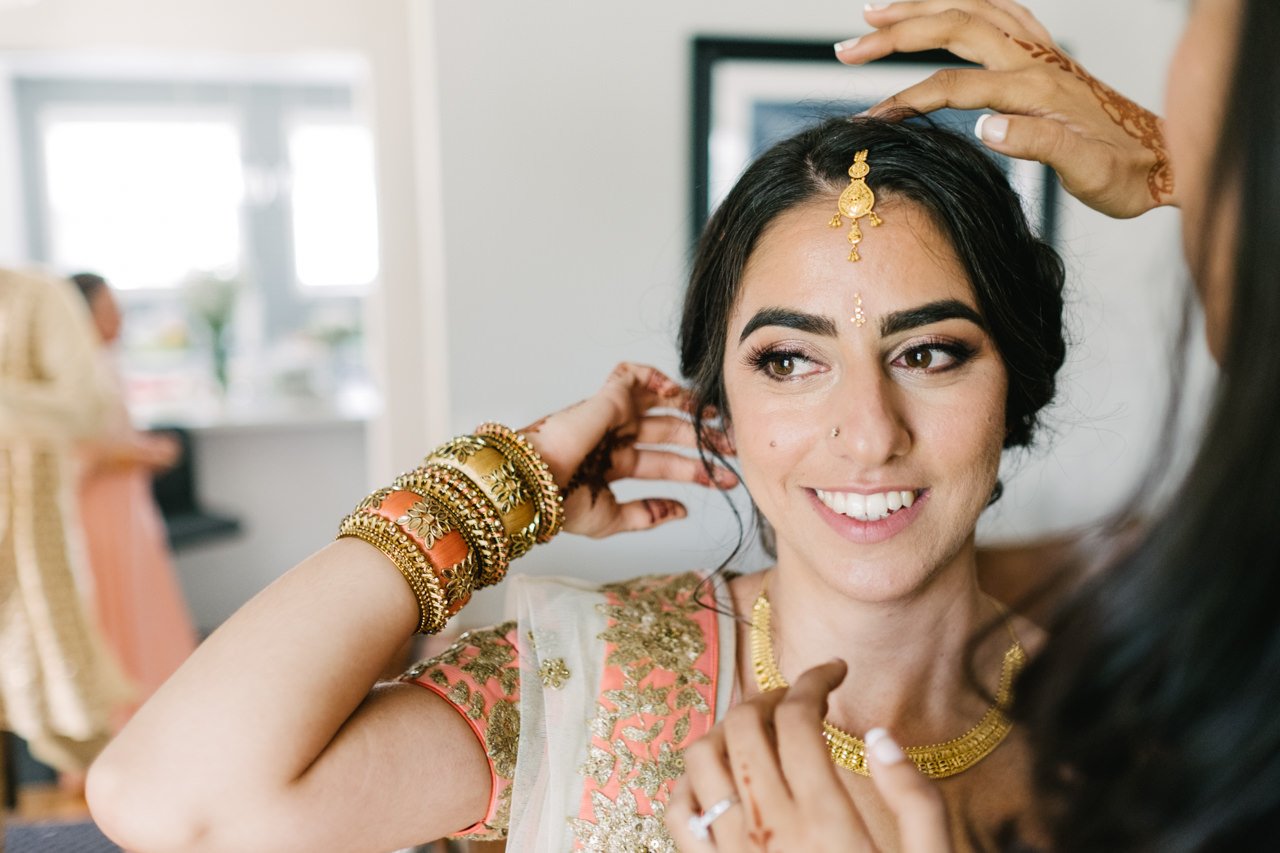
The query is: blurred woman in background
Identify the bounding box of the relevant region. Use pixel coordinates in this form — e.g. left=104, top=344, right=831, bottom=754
left=71, top=272, right=197, bottom=726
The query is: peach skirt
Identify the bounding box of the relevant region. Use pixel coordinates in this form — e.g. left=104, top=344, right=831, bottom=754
left=79, top=466, right=196, bottom=723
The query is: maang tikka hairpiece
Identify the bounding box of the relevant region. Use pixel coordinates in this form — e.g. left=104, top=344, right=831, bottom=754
left=828, top=149, right=882, bottom=262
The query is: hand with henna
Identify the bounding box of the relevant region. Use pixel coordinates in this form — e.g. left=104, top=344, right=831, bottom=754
left=837, top=0, right=1175, bottom=218
left=518, top=362, right=737, bottom=539
left=666, top=662, right=952, bottom=853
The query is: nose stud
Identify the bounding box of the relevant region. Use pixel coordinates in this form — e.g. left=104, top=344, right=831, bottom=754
left=831, top=426, right=841, bottom=439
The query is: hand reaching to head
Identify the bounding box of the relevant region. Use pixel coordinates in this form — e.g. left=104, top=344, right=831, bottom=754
left=517, top=363, right=737, bottom=539
left=838, top=0, right=1176, bottom=218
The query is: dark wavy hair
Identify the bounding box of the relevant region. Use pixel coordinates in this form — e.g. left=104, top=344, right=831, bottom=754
left=1014, top=3, right=1280, bottom=848
left=680, top=117, right=1066, bottom=476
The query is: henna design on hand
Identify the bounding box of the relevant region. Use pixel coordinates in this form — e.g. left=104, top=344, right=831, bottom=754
left=564, top=427, right=635, bottom=506
left=1010, top=36, right=1174, bottom=204
left=644, top=370, right=683, bottom=399
left=642, top=498, right=676, bottom=525
left=521, top=400, right=587, bottom=435
left=520, top=416, right=549, bottom=435
left=742, top=771, right=776, bottom=852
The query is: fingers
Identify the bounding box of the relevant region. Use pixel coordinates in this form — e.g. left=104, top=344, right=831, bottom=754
left=862, top=0, right=1035, bottom=44
left=974, top=111, right=1077, bottom=164
left=608, top=498, right=688, bottom=534
left=835, top=8, right=1028, bottom=69
left=665, top=777, right=718, bottom=853
left=721, top=692, right=793, bottom=838
left=605, top=362, right=694, bottom=413
left=863, top=67, right=1055, bottom=119
left=772, top=663, right=856, bottom=806
left=634, top=416, right=733, bottom=457
left=865, top=729, right=953, bottom=852
left=673, top=730, right=750, bottom=850
left=980, top=0, right=1055, bottom=44
left=625, top=449, right=738, bottom=490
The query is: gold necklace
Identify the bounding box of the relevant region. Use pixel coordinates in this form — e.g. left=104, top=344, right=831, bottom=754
left=750, top=588, right=1026, bottom=779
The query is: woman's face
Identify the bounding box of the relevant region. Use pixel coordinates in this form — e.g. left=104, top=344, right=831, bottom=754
left=1165, top=0, right=1243, bottom=357
left=722, top=198, right=1008, bottom=603
left=89, top=285, right=123, bottom=344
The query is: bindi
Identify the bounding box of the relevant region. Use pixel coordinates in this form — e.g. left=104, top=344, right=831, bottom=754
left=851, top=292, right=867, bottom=328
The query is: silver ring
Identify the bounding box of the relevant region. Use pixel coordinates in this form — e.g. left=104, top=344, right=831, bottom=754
left=687, top=795, right=739, bottom=842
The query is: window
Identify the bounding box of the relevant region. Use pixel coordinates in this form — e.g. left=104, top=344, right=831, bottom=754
left=288, top=121, right=379, bottom=289
left=44, top=114, right=244, bottom=289
left=12, top=74, right=377, bottom=414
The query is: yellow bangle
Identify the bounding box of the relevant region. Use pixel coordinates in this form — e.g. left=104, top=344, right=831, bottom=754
left=474, top=422, right=565, bottom=543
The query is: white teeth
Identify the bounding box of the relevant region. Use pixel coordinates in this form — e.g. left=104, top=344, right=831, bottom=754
left=815, top=489, right=919, bottom=522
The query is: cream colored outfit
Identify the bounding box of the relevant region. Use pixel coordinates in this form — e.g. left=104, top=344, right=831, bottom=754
left=0, top=269, right=132, bottom=772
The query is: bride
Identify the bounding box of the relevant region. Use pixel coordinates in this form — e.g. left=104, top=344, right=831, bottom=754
left=87, top=115, right=1065, bottom=851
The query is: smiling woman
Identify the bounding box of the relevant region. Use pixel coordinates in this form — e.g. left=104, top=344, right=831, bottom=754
left=87, top=117, right=1066, bottom=853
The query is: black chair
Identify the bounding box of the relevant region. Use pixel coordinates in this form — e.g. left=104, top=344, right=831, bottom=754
left=149, top=427, right=242, bottom=550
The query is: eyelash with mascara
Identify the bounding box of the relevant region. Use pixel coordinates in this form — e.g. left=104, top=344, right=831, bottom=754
left=745, top=338, right=978, bottom=380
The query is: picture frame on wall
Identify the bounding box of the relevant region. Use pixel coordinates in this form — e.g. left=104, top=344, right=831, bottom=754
left=690, top=37, right=1058, bottom=245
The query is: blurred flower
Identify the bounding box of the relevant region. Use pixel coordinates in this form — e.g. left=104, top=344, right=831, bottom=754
left=182, top=270, right=239, bottom=333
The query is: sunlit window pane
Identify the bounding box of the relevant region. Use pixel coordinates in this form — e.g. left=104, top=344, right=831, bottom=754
left=288, top=123, right=379, bottom=288
left=44, top=118, right=243, bottom=289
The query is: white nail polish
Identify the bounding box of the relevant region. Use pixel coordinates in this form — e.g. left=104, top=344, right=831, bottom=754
left=974, top=114, right=990, bottom=142
left=833, top=36, right=862, bottom=54
left=865, top=3, right=890, bottom=10
left=865, top=727, right=906, bottom=765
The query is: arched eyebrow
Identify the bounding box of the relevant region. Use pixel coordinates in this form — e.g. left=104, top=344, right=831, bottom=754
left=738, top=299, right=986, bottom=345
left=738, top=308, right=838, bottom=344
left=880, top=299, right=986, bottom=337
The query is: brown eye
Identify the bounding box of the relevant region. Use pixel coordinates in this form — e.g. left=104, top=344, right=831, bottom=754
left=768, top=356, right=796, bottom=377
left=903, top=349, right=934, bottom=370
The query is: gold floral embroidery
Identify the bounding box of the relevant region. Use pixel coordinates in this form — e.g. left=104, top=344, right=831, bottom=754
left=487, top=698, right=520, bottom=779
left=569, top=789, right=674, bottom=853
left=572, top=573, right=712, bottom=851
left=538, top=657, right=571, bottom=689
left=400, top=621, right=520, bottom=841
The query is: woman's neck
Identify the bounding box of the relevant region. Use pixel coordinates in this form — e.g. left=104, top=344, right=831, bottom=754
left=746, top=542, right=1007, bottom=743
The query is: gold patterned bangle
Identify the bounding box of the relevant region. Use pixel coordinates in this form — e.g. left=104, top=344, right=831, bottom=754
left=395, top=465, right=512, bottom=588
left=394, top=467, right=502, bottom=579
left=341, top=425, right=562, bottom=632
left=475, top=422, right=565, bottom=543
left=425, top=436, right=538, bottom=558
left=337, top=510, right=447, bottom=634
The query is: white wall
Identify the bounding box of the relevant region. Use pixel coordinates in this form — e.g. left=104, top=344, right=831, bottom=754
left=175, top=422, right=367, bottom=631
left=423, top=0, right=1209, bottom=628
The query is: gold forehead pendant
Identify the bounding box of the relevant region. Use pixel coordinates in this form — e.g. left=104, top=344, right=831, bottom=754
left=828, top=149, right=882, bottom=262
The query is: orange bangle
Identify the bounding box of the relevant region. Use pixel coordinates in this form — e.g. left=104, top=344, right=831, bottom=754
left=364, top=489, right=474, bottom=616
left=395, top=465, right=512, bottom=589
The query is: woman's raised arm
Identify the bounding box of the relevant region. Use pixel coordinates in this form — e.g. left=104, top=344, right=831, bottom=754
left=838, top=0, right=1177, bottom=218
left=87, top=363, right=733, bottom=853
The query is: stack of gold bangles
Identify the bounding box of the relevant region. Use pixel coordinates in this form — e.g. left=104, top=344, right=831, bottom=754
left=337, top=422, right=563, bottom=634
